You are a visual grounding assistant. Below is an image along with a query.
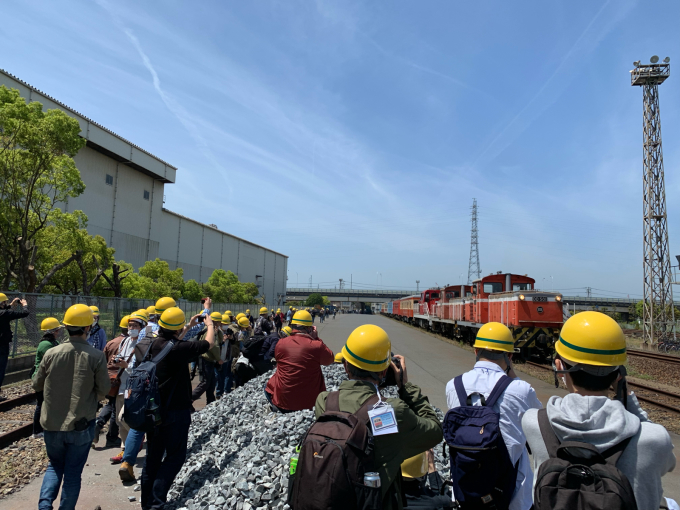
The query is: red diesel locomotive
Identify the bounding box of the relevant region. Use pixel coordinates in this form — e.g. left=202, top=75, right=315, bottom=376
left=382, top=271, right=564, bottom=359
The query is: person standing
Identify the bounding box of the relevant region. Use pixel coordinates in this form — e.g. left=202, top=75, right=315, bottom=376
left=141, top=307, right=215, bottom=509
left=32, top=318, right=64, bottom=439
left=87, top=306, right=107, bottom=351
left=191, top=312, right=223, bottom=405
left=33, top=304, right=110, bottom=510
left=286, top=306, right=293, bottom=325
left=0, top=293, right=29, bottom=401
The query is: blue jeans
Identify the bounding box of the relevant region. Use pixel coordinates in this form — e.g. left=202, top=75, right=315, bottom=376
left=122, top=427, right=145, bottom=465
left=0, top=342, right=9, bottom=391
left=39, top=421, right=95, bottom=510
left=215, top=363, right=234, bottom=398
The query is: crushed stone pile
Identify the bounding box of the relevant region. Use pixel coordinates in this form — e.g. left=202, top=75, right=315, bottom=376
left=168, top=364, right=449, bottom=510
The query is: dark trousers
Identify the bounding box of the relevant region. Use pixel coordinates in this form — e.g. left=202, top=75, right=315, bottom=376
left=191, top=359, right=216, bottom=404
left=95, top=395, right=119, bottom=442
left=33, top=391, right=44, bottom=435
left=141, top=409, right=191, bottom=509
left=0, top=342, right=9, bottom=392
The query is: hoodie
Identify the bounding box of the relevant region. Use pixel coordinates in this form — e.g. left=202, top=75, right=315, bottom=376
left=522, top=393, right=676, bottom=510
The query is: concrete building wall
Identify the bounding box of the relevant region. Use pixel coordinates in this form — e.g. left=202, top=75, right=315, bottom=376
left=0, top=68, right=288, bottom=305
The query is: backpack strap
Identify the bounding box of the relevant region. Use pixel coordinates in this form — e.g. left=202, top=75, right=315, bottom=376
left=537, top=408, right=561, bottom=458
left=453, top=375, right=469, bottom=405
left=150, top=339, right=175, bottom=365
left=326, top=391, right=340, bottom=412
left=354, top=393, right=380, bottom=424
left=601, top=435, right=633, bottom=467
left=485, top=374, right=513, bottom=408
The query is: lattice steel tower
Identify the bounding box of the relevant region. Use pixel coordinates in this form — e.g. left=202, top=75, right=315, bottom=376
left=631, top=56, right=675, bottom=345
left=467, top=198, right=481, bottom=284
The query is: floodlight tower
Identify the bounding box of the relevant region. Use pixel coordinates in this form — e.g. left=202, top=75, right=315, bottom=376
left=467, top=199, right=481, bottom=284
left=631, top=56, right=675, bottom=345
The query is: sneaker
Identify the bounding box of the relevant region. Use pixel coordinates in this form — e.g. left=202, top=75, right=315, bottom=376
left=119, top=461, right=136, bottom=482
left=110, top=450, right=125, bottom=464
left=31, top=432, right=44, bottom=439
left=92, top=423, right=102, bottom=445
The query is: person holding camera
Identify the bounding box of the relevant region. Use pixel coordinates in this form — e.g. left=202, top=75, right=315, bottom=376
left=32, top=304, right=110, bottom=510
left=0, top=293, right=29, bottom=400
left=314, top=324, right=443, bottom=509
left=264, top=309, right=334, bottom=412
left=522, top=312, right=676, bottom=510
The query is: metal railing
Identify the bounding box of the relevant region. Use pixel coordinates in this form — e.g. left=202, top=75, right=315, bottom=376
left=286, top=288, right=415, bottom=296
left=3, top=293, right=265, bottom=358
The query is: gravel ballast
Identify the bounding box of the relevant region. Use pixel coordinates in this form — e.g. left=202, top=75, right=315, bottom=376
left=168, top=364, right=449, bottom=510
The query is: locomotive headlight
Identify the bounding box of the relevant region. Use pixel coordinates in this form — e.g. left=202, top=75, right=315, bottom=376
left=555, top=295, right=562, bottom=302
left=519, top=294, right=525, bottom=301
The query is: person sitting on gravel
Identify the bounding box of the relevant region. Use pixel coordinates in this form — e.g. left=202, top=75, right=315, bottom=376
left=265, top=309, right=334, bottom=412
left=33, top=304, right=110, bottom=510
left=315, top=324, right=443, bottom=509
left=522, top=311, right=677, bottom=510
left=401, top=450, right=454, bottom=509
left=31, top=318, right=64, bottom=439
left=141, top=306, right=216, bottom=510
left=445, top=322, right=542, bottom=510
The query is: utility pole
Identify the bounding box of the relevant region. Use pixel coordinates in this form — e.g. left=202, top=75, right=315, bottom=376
left=586, top=286, right=592, bottom=298
left=467, top=198, right=481, bottom=284
left=631, top=56, right=675, bottom=346
left=416, top=280, right=420, bottom=293
left=339, top=278, right=344, bottom=290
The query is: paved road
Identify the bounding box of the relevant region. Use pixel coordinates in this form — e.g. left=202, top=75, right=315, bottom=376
left=2, top=313, right=677, bottom=508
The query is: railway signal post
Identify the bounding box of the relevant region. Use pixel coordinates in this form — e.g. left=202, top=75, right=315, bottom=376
left=631, top=56, right=675, bottom=346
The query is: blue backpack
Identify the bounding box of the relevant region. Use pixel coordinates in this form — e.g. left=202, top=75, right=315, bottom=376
left=443, top=375, right=517, bottom=510
left=123, top=338, right=175, bottom=433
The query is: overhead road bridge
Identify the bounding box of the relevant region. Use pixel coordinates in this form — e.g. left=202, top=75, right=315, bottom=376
left=285, top=288, right=413, bottom=303
left=562, top=296, right=680, bottom=320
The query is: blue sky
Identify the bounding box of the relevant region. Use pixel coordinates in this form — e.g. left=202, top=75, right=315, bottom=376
left=2, top=0, right=680, bottom=299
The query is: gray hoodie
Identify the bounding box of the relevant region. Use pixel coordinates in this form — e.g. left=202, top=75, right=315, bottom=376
left=522, top=393, right=675, bottom=510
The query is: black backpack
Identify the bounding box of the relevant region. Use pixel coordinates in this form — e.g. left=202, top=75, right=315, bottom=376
left=533, top=409, right=638, bottom=510
left=241, top=334, right=266, bottom=361
left=289, top=392, right=382, bottom=510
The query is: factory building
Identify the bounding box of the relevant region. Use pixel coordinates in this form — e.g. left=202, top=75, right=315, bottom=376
left=0, top=69, right=288, bottom=305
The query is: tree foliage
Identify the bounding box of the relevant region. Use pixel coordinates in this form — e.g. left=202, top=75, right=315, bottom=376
left=122, top=259, right=184, bottom=300
left=305, top=293, right=325, bottom=307
left=203, top=269, right=259, bottom=304
left=0, top=86, right=86, bottom=291
left=182, top=279, right=204, bottom=302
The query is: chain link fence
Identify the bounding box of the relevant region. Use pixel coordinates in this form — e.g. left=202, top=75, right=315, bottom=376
left=6, top=293, right=270, bottom=358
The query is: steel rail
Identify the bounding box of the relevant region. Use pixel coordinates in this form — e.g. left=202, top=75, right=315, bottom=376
left=0, top=392, right=37, bottom=413
left=627, top=349, right=680, bottom=365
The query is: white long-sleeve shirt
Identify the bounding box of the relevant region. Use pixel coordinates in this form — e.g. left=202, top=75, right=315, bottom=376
left=446, top=361, right=542, bottom=510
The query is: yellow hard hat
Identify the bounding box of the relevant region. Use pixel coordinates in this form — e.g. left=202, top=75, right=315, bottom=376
left=473, top=322, right=515, bottom=353
left=281, top=326, right=292, bottom=336
left=401, top=453, right=428, bottom=479
left=334, top=352, right=344, bottom=363
left=155, top=297, right=177, bottom=313
left=210, top=311, right=223, bottom=322
left=129, top=309, right=149, bottom=324
left=291, top=310, right=313, bottom=326
left=41, top=317, right=62, bottom=331
left=159, top=307, right=186, bottom=331
left=120, top=315, right=130, bottom=328
left=222, top=313, right=231, bottom=323
left=289, top=306, right=292, bottom=309
left=260, top=306, right=268, bottom=315
left=63, top=304, right=94, bottom=328
left=0, top=293, right=7, bottom=302
left=556, top=311, right=626, bottom=367
left=89, top=305, right=100, bottom=316
left=277, top=308, right=281, bottom=312
left=146, top=305, right=156, bottom=315
left=342, top=325, right=391, bottom=372
left=246, top=309, right=250, bottom=314
left=236, top=313, right=246, bottom=320
left=238, top=316, right=250, bottom=328
left=225, top=310, right=233, bottom=316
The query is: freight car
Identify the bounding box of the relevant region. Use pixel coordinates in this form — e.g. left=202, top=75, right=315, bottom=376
left=384, top=272, right=563, bottom=359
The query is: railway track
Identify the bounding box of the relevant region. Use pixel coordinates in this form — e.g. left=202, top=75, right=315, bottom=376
left=0, top=392, right=37, bottom=449
left=627, top=349, right=680, bottom=365
left=524, top=361, right=680, bottom=414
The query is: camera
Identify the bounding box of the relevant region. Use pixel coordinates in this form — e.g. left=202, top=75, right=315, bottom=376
left=381, top=354, right=401, bottom=388
left=197, top=315, right=205, bottom=323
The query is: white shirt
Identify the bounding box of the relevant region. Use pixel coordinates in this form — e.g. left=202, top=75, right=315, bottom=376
left=118, top=336, right=140, bottom=395
left=446, top=361, right=542, bottom=510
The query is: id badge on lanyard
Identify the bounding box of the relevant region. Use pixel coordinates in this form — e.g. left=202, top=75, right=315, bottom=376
left=368, top=385, right=398, bottom=436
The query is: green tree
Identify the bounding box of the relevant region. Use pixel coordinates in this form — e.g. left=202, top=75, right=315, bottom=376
left=122, top=258, right=184, bottom=300
left=322, top=296, right=331, bottom=306
left=305, top=293, right=324, bottom=307
left=0, top=86, right=86, bottom=291
left=203, top=269, right=259, bottom=304
left=182, top=279, right=203, bottom=302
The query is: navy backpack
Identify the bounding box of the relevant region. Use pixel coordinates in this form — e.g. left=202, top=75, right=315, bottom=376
left=443, top=375, right=517, bottom=510
left=123, top=338, right=175, bottom=433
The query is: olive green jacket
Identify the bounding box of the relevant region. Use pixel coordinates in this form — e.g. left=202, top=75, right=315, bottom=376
left=315, top=380, right=443, bottom=510
left=32, top=336, right=110, bottom=431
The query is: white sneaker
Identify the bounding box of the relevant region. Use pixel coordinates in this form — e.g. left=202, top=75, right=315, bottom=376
left=32, top=433, right=44, bottom=439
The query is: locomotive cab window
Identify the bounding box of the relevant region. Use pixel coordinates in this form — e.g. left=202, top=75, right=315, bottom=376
left=483, top=282, right=504, bottom=294
left=513, top=283, right=531, bottom=291
left=430, top=292, right=440, bottom=299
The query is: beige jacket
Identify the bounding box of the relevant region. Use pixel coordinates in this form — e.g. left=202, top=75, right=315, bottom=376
left=32, top=335, right=110, bottom=431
